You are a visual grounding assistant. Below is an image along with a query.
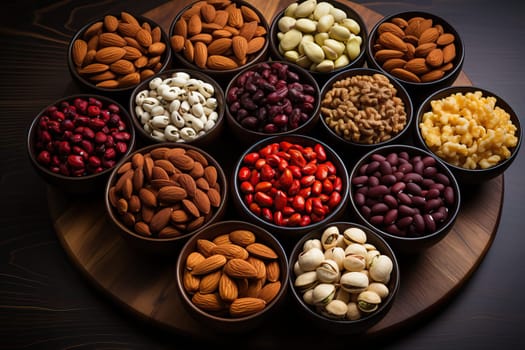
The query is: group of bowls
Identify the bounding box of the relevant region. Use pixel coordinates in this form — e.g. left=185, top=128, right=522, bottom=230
left=26, top=0, right=521, bottom=336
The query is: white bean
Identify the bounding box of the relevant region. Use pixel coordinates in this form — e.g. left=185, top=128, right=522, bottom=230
left=170, top=111, right=185, bottom=128
left=150, top=115, right=170, bottom=128
left=150, top=129, right=166, bottom=141
left=180, top=127, right=197, bottom=141
left=164, top=125, right=180, bottom=141
left=149, top=77, right=163, bottom=90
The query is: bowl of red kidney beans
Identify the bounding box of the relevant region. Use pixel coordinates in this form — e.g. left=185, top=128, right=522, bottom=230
left=231, top=134, right=349, bottom=245
left=27, top=94, right=136, bottom=195
left=348, top=144, right=461, bottom=254
left=224, top=61, right=321, bottom=146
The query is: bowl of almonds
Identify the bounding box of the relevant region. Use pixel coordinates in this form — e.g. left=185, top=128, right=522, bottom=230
left=175, top=220, right=289, bottom=333
left=68, top=11, right=171, bottom=100
left=104, top=142, right=228, bottom=256
left=168, top=0, right=270, bottom=88
left=366, top=11, right=464, bottom=105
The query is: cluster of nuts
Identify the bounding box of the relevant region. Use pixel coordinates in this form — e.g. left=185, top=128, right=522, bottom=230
left=71, top=12, right=167, bottom=89
left=321, top=73, right=407, bottom=144
left=182, top=229, right=281, bottom=317
left=237, top=140, right=344, bottom=227
left=108, top=146, right=223, bottom=238
left=293, top=225, right=393, bottom=320
left=372, top=16, right=457, bottom=83
left=170, top=0, right=268, bottom=70
left=276, top=0, right=362, bottom=72
left=226, top=62, right=317, bottom=133
left=134, top=71, right=220, bottom=142
left=351, top=150, right=457, bottom=237
left=34, top=97, right=132, bottom=176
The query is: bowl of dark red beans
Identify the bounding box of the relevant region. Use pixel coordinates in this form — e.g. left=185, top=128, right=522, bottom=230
left=348, top=144, right=461, bottom=254
left=27, top=94, right=136, bottom=195
left=224, top=61, right=321, bottom=146
left=231, top=134, right=349, bottom=245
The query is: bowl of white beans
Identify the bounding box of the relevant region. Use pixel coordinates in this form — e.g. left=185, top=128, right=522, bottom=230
left=414, top=86, right=522, bottom=184
left=129, top=69, right=225, bottom=149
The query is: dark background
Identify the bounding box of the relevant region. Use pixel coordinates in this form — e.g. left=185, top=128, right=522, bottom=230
left=1, top=1, right=524, bottom=349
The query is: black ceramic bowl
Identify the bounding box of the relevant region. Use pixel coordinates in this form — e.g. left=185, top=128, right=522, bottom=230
left=225, top=60, right=321, bottom=146
left=129, top=68, right=225, bottom=149
left=289, top=221, right=399, bottom=334
left=366, top=11, right=464, bottom=105
left=415, top=86, right=522, bottom=184
left=175, top=220, right=289, bottom=333
left=348, top=144, right=461, bottom=254
left=269, top=0, right=367, bottom=86
left=231, top=134, right=349, bottom=246
left=318, top=67, right=413, bottom=160
left=104, top=142, right=228, bottom=257
left=67, top=12, right=171, bottom=103
left=27, top=94, right=136, bottom=196
left=169, top=0, right=270, bottom=89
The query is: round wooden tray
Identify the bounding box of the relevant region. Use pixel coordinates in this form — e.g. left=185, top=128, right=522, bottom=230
left=48, top=0, right=503, bottom=341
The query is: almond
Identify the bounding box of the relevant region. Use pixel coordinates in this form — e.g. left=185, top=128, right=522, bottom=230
left=203, top=166, right=218, bottom=186
left=149, top=207, right=173, bottom=233
left=229, top=297, right=266, bottom=317
left=207, top=37, right=232, bottom=55
left=78, top=63, right=109, bottom=75
left=239, top=20, right=257, bottom=41
left=193, top=41, right=208, bottom=68
left=134, top=221, right=152, bottom=237
left=414, top=42, right=437, bottom=57
left=196, top=238, right=216, bottom=257
left=224, top=258, right=258, bottom=279
left=426, top=48, right=444, bottom=67
left=437, top=33, right=455, bottom=46
left=442, top=43, right=456, bottom=63
left=207, top=187, right=221, bottom=207
left=182, top=198, right=200, bottom=218
left=185, top=251, right=206, bottom=271
left=155, top=159, right=178, bottom=174
left=188, top=14, right=202, bottom=36
left=122, top=46, right=143, bottom=60
left=71, top=39, right=88, bottom=67
left=229, top=229, right=256, bottom=246
left=171, top=209, right=190, bottom=223
left=151, top=26, right=161, bottom=43
left=121, top=11, right=140, bottom=27
left=192, top=292, right=226, bottom=312
left=246, top=36, right=265, bottom=54
left=183, top=270, right=200, bottom=293
left=212, top=29, right=232, bottom=38
left=110, top=59, right=136, bottom=74
left=129, top=194, right=142, bottom=212
left=374, top=49, right=404, bottom=63
left=186, top=149, right=208, bottom=167
left=378, top=32, right=407, bottom=52
left=382, top=58, right=407, bottom=72
left=83, top=21, right=103, bottom=40
left=246, top=243, right=278, bottom=260
left=265, top=261, right=280, bottom=282
left=213, top=10, right=229, bottom=27
left=377, top=22, right=405, bottom=38
left=118, top=72, right=140, bottom=88
left=232, top=35, right=248, bottom=60
left=191, top=254, right=227, bottom=275
left=404, top=57, right=429, bottom=75
left=193, top=188, right=211, bottom=214
left=183, top=39, right=194, bottom=62
left=139, top=188, right=157, bottom=207
left=132, top=167, right=144, bottom=191
left=136, top=28, right=153, bottom=47
left=257, top=281, right=281, bottom=303
left=170, top=35, right=185, bottom=52
left=228, top=8, right=244, bottom=28
left=247, top=256, right=267, bottom=280
left=418, top=27, right=440, bottom=45
left=178, top=173, right=197, bottom=197
left=199, top=270, right=222, bottom=294
left=212, top=234, right=231, bottom=246
left=212, top=243, right=249, bottom=260
left=99, top=32, right=127, bottom=47
left=83, top=49, right=96, bottom=65
left=118, top=22, right=141, bottom=38
left=201, top=3, right=216, bottom=23
left=218, top=273, right=238, bottom=303
left=245, top=278, right=264, bottom=298
left=157, top=185, right=187, bottom=203
left=103, top=15, right=119, bottom=32
left=391, top=67, right=422, bottom=83
left=95, top=47, right=126, bottom=64
left=421, top=69, right=445, bottom=82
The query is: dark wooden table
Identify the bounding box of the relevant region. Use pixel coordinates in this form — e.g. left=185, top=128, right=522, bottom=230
left=1, top=1, right=524, bottom=349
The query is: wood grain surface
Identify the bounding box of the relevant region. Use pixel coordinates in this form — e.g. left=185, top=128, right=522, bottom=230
left=46, top=0, right=502, bottom=342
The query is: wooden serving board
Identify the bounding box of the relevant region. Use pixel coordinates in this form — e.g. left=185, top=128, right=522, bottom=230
left=48, top=0, right=503, bottom=341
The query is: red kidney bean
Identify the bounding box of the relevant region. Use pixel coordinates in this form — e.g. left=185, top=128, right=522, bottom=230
left=351, top=150, right=458, bottom=238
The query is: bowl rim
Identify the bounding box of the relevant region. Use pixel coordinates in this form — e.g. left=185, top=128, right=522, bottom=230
left=415, top=85, right=523, bottom=175
left=67, top=12, right=172, bottom=93
left=168, top=0, right=270, bottom=75
left=288, top=221, right=400, bottom=326
left=318, top=67, right=414, bottom=148
left=366, top=10, right=465, bottom=87
left=27, top=93, right=136, bottom=181
left=175, top=219, right=290, bottom=323
left=268, top=0, right=368, bottom=76
left=224, top=60, right=321, bottom=137
left=104, top=142, right=229, bottom=243
left=232, top=133, right=350, bottom=233
left=128, top=68, right=226, bottom=144
left=349, top=143, right=462, bottom=243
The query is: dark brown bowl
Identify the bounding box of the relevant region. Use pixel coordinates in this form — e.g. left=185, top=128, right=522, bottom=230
left=175, top=220, right=289, bottom=333
left=104, top=142, right=228, bottom=257
left=414, top=86, right=522, bottom=184
left=348, top=144, right=461, bottom=254
left=289, top=221, right=399, bottom=334
left=129, top=68, right=225, bottom=149
left=168, top=0, right=270, bottom=89
left=366, top=11, right=464, bottom=106
left=67, top=12, right=172, bottom=103
left=27, top=94, right=136, bottom=196
left=318, top=67, right=413, bottom=161
left=224, top=60, right=321, bottom=146
left=269, top=0, right=368, bottom=87
left=231, top=134, right=349, bottom=247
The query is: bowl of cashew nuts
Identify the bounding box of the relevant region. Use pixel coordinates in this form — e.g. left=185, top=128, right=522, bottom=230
left=129, top=68, right=225, bottom=149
